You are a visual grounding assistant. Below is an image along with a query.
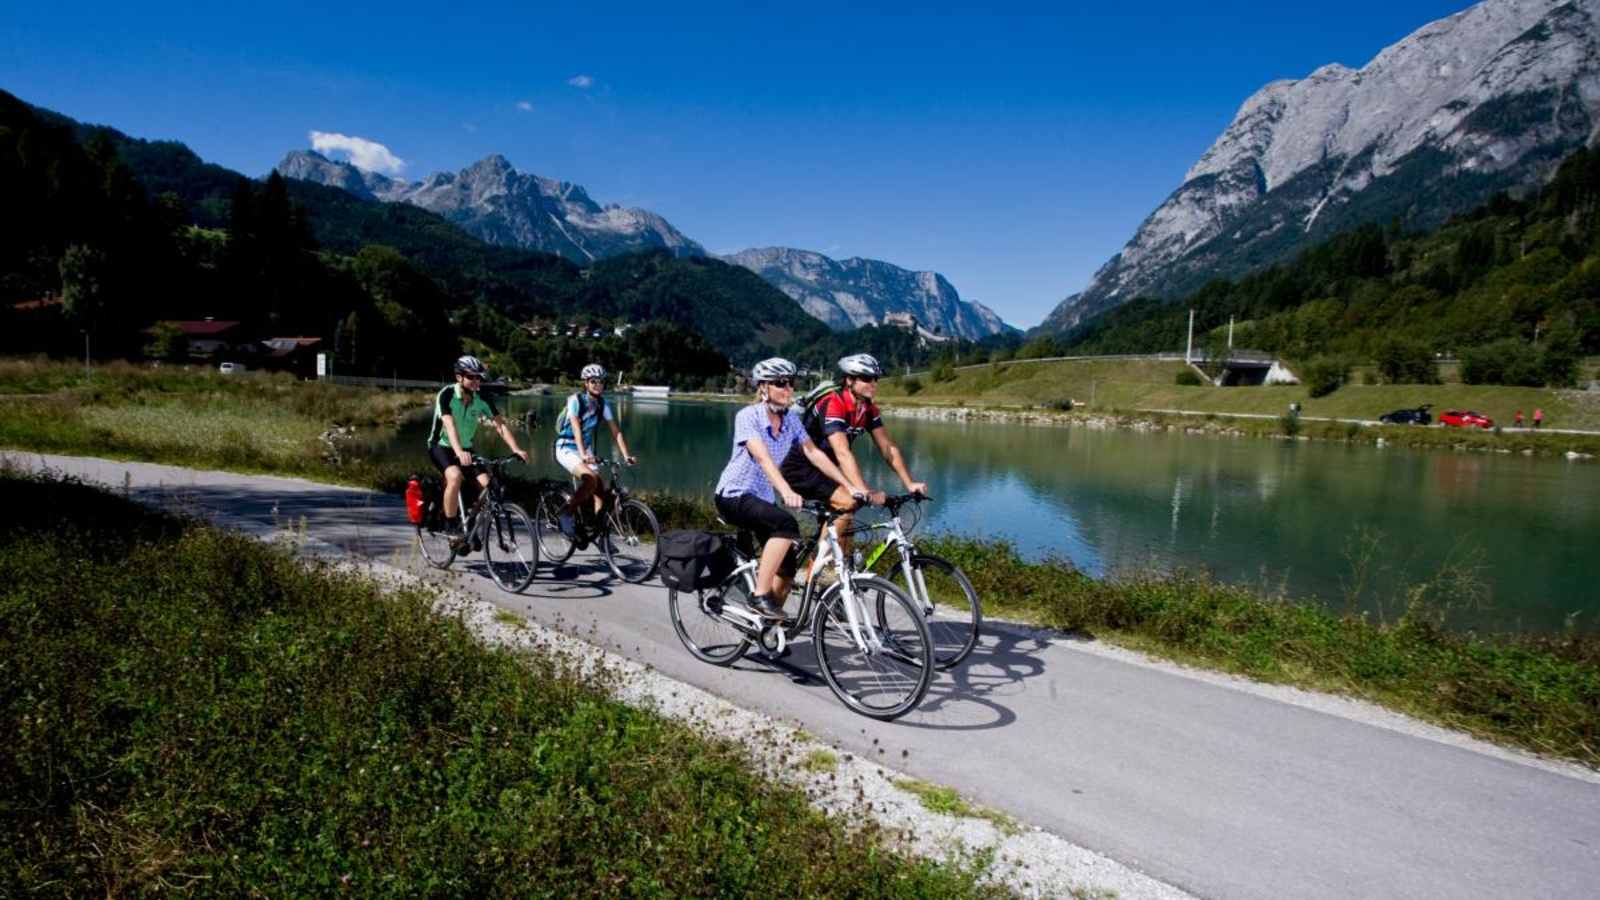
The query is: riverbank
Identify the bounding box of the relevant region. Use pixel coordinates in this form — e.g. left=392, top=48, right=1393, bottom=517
left=872, top=356, right=1600, bottom=457
left=0, top=468, right=1003, bottom=896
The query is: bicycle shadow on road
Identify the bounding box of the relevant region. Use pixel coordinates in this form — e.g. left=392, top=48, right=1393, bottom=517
left=731, top=617, right=1055, bottom=732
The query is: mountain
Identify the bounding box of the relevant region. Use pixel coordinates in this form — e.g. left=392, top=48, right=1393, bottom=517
left=276, top=150, right=704, bottom=263
left=722, top=247, right=1014, bottom=339
left=1041, top=0, right=1600, bottom=334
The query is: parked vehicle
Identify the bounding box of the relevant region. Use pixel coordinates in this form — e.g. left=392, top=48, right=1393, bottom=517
left=1378, top=404, right=1432, bottom=425
left=218, top=361, right=246, bottom=374
left=1439, top=409, right=1494, bottom=429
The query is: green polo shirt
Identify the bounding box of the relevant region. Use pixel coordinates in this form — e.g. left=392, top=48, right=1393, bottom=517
left=426, top=384, right=500, bottom=450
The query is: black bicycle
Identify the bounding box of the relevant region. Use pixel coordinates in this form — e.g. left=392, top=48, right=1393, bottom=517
left=533, top=457, right=660, bottom=583
left=414, top=455, right=539, bottom=593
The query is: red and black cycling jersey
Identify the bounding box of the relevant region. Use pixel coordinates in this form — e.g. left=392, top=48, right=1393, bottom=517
left=805, top=388, right=883, bottom=461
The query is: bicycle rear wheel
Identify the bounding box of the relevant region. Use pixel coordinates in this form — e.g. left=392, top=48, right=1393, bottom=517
left=485, top=502, right=538, bottom=593
left=602, top=498, right=660, bottom=583
left=669, top=576, right=751, bottom=666
left=533, top=485, right=576, bottom=565
left=416, top=495, right=456, bottom=569
left=812, top=575, right=933, bottom=721
left=901, top=554, right=981, bottom=670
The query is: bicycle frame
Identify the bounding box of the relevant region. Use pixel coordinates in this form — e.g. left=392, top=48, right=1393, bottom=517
left=722, top=507, right=885, bottom=658
left=861, top=508, right=933, bottom=612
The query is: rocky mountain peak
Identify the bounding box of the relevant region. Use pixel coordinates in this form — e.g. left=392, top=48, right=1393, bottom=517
left=1041, top=0, right=1600, bottom=335
left=276, top=151, right=704, bottom=263
left=723, top=246, right=1014, bottom=339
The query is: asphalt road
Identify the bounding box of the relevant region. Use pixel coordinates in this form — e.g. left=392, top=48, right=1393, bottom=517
left=16, top=452, right=1600, bottom=900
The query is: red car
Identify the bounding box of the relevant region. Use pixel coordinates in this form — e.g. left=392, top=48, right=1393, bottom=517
left=1439, top=409, right=1494, bottom=429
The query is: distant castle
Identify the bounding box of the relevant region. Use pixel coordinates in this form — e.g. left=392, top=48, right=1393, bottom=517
left=881, top=312, right=950, bottom=344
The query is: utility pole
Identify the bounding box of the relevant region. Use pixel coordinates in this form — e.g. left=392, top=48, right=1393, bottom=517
left=1227, top=316, right=1234, bottom=352
left=1185, top=309, right=1195, bottom=364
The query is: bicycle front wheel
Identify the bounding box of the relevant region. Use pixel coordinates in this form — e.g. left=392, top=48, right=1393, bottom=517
left=416, top=496, right=456, bottom=569
left=533, top=485, right=576, bottom=565
left=901, top=554, right=982, bottom=670
left=485, top=502, right=538, bottom=593
left=602, top=499, right=660, bottom=583
left=669, top=576, right=751, bottom=666
left=812, top=574, right=933, bottom=721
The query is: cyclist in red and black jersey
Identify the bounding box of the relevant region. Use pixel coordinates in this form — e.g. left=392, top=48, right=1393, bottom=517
left=780, top=353, right=927, bottom=559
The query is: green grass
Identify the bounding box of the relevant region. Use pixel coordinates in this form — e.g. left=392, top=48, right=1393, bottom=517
left=872, top=357, right=1600, bottom=456
left=877, top=357, right=1600, bottom=431
left=801, top=749, right=840, bottom=773
left=894, top=780, right=1022, bottom=836
left=0, top=470, right=1002, bottom=897
left=0, top=357, right=426, bottom=487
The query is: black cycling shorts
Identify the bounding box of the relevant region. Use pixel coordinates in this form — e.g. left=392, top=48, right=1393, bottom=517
left=779, top=446, right=840, bottom=503
left=714, top=492, right=801, bottom=577
left=429, top=443, right=474, bottom=473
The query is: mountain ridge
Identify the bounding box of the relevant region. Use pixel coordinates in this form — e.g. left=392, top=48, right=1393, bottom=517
left=1041, top=0, right=1600, bottom=334
left=722, top=246, right=1014, bottom=339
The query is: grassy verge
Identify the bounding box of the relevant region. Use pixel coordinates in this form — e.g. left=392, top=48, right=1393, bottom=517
left=0, top=470, right=1000, bottom=897
left=0, top=357, right=426, bottom=487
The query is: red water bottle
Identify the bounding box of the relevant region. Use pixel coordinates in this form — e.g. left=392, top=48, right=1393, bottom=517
left=405, top=476, right=425, bottom=525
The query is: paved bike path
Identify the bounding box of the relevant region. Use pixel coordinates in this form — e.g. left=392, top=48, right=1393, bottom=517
left=16, top=453, right=1600, bottom=900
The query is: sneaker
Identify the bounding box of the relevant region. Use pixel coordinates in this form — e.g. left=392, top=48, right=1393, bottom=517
left=748, top=594, right=787, bottom=621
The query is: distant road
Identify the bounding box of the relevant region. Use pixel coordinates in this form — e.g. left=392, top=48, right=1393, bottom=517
left=13, top=452, right=1600, bottom=900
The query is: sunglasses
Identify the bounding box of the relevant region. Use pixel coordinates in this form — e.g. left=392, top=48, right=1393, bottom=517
left=766, top=378, right=795, bottom=388
left=855, top=375, right=879, bottom=383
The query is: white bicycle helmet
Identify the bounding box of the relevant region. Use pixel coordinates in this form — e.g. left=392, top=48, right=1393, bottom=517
left=454, top=354, right=488, bottom=376
left=751, top=357, right=797, bottom=383
left=581, top=363, right=607, bottom=381
left=838, top=353, right=883, bottom=378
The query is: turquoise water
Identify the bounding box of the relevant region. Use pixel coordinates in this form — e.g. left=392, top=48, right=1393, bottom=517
left=389, top=395, right=1600, bottom=633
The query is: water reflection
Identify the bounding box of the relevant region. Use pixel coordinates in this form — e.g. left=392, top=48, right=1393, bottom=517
left=385, top=395, right=1598, bottom=633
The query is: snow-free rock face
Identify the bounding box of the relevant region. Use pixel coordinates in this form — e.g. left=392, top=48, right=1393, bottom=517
left=722, top=247, right=1015, bottom=339
left=1041, top=0, right=1600, bottom=334
left=275, top=151, right=704, bottom=262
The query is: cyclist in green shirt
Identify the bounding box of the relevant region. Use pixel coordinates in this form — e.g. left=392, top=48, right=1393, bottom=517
left=427, top=355, right=529, bottom=543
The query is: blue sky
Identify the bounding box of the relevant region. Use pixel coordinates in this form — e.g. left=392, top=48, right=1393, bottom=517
left=3, top=1, right=1473, bottom=327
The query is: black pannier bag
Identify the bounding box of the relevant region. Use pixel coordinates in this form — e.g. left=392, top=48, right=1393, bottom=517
left=658, top=530, right=738, bottom=591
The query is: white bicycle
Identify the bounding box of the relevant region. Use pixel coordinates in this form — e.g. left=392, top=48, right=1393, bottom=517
left=667, top=500, right=935, bottom=721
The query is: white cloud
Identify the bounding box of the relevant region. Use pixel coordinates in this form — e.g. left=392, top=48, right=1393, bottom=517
left=308, top=131, right=406, bottom=175
left=567, top=74, right=594, bottom=89
left=516, top=100, right=534, bottom=112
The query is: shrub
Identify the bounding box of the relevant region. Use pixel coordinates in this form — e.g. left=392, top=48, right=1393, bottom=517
left=1374, top=337, right=1440, bottom=384
left=903, top=376, right=923, bottom=395
left=1301, top=356, right=1351, bottom=398
left=1460, top=339, right=1543, bottom=386
left=930, top=362, right=957, bottom=383
left=1279, top=413, right=1303, bottom=436
left=1175, top=368, right=1203, bottom=386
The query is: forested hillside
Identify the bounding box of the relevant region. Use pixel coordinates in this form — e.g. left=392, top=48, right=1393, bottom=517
left=1052, top=147, right=1600, bottom=389
left=0, top=90, right=835, bottom=383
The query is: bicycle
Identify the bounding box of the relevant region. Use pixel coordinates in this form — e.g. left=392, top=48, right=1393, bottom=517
left=533, top=456, right=660, bottom=584
left=858, top=493, right=982, bottom=670
left=667, top=500, right=934, bottom=721
left=414, top=455, right=539, bottom=593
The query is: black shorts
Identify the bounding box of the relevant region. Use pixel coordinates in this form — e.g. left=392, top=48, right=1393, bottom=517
left=429, top=444, right=475, bottom=473
left=714, top=492, right=801, bottom=577
left=779, top=446, right=839, bottom=503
